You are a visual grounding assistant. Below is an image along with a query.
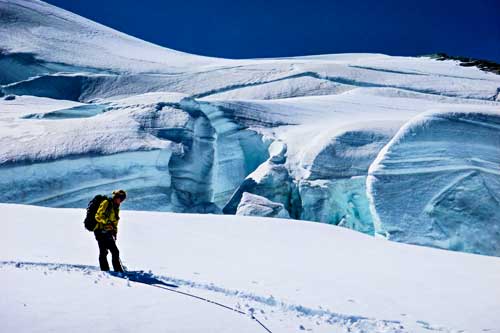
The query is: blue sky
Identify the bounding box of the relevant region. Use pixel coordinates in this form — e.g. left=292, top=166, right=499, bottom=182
left=45, top=0, right=500, bottom=62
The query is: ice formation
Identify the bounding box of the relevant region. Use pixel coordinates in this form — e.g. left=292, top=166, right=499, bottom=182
left=367, top=108, right=500, bottom=255
left=1, top=0, right=499, bottom=255
left=236, top=192, right=290, bottom=218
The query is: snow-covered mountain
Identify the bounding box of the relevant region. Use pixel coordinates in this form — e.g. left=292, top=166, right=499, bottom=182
left=1, top=0, right=500, bottom=257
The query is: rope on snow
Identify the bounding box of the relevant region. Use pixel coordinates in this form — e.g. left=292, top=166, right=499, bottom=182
left=150, top=284, right=273, bottom=333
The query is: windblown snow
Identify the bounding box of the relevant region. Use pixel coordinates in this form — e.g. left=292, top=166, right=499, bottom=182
left=1, top=1, right=500, bottom=254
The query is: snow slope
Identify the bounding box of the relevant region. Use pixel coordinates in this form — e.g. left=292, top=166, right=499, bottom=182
left=2, top=203, right=500, bottom=333
left=0, top=0, right=218, bottom=74
left=0, top=0, right=499, bottom=256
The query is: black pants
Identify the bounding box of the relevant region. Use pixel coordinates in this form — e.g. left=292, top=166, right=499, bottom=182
left=94, top=231, right=123, bottom=272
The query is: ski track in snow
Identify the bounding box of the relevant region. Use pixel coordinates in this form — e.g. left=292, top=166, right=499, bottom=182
left=1, top=260, right=464, bottom=333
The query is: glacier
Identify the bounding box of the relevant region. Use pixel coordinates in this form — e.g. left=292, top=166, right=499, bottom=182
left=0, top=0, right=500, bottom=256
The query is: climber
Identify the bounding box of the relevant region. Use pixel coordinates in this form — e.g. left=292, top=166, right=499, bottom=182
left=93, top=189, right=127, bottom=272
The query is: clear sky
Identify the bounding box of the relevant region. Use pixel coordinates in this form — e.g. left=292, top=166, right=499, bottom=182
left=45, top=0, right=500, bottom=62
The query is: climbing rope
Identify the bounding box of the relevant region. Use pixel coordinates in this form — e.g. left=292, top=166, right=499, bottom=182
left=120, top=258, right=273, bottom=332
left=150, top=283, right=273, bottom=333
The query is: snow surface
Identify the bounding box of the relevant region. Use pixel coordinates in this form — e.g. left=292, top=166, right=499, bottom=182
left=2, top=203, right=500, bottom=333
left=0, top=0, right=218, bottom=73
left=1, top=0, right=500, bottom=257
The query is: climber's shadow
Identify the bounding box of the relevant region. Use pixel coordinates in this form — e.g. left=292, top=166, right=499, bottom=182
left=109, top=270, right=179, bottom=288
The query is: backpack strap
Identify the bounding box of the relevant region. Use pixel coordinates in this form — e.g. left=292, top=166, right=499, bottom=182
left=104, top=198, right=113, bottom=219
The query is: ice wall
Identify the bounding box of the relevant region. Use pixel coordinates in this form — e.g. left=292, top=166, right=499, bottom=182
left=367, top=109, right=500, bottom=255
left=0, top=150, right=173, bottom=210
left=0, top=94, right=269, bottom=213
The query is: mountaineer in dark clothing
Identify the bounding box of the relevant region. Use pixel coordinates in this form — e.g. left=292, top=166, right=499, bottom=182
left=94, top=189, right=127, bottom=272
